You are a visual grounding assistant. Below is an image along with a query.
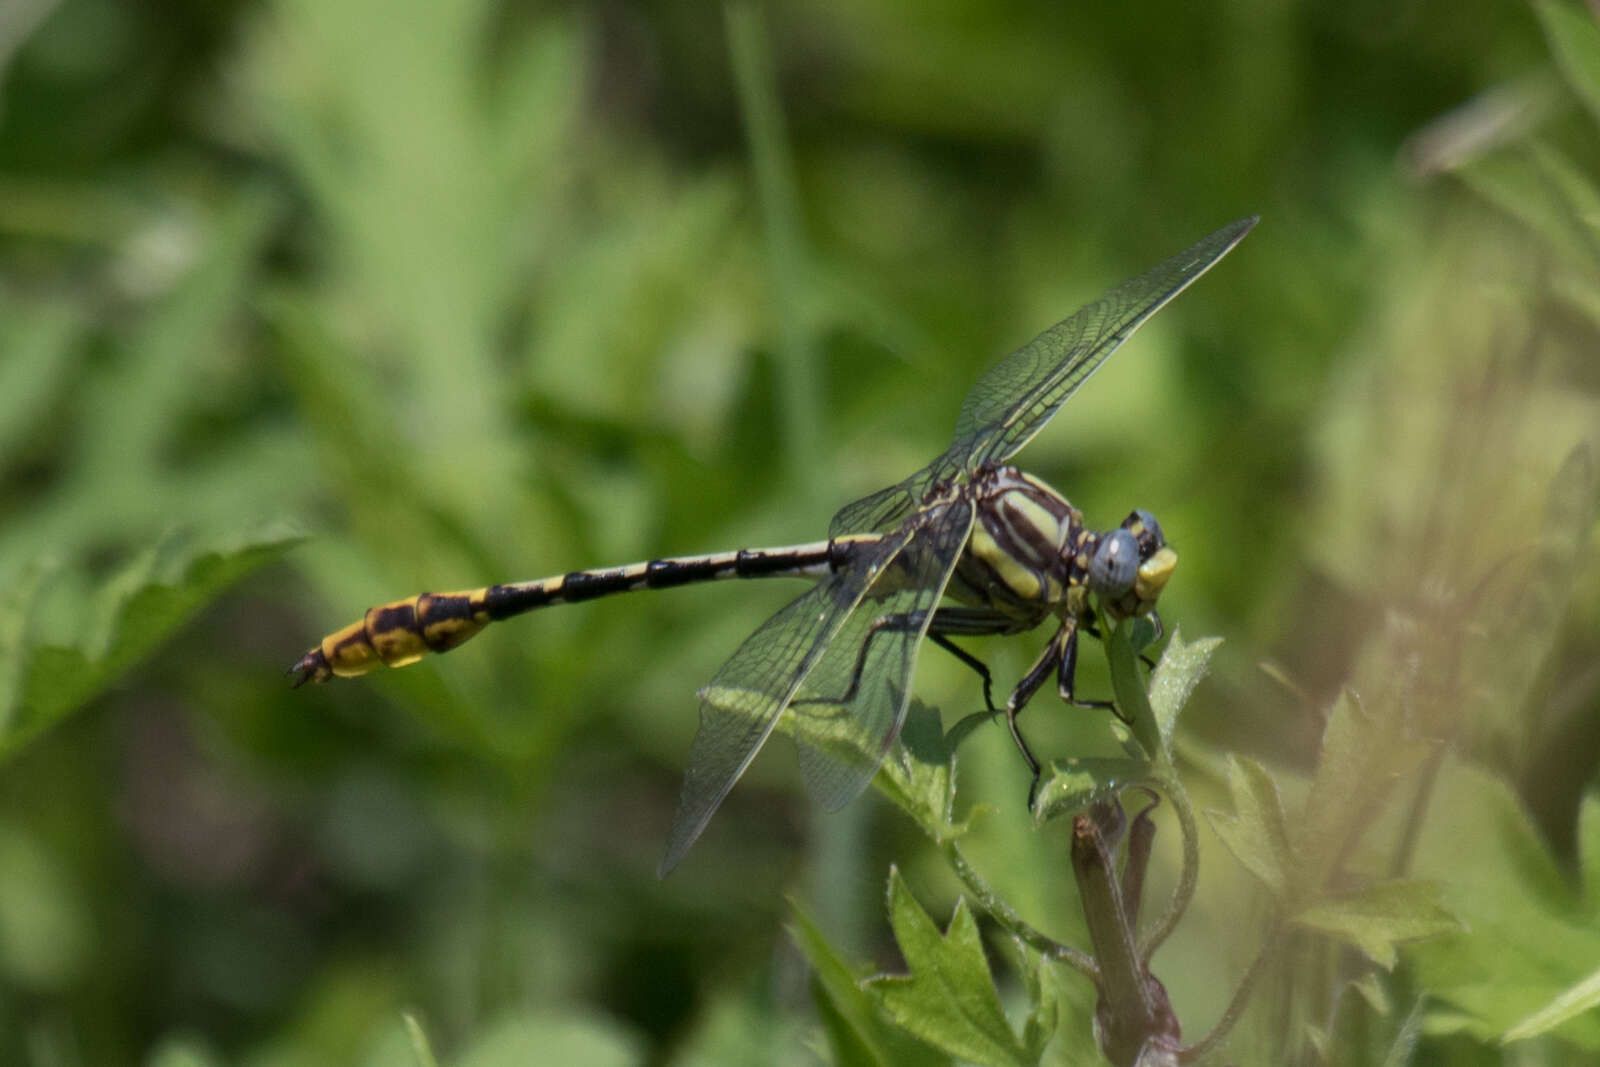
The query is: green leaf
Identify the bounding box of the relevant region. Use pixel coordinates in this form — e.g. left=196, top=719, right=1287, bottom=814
left=403, top=1013, right=439, bottom=1067
left=1351, top=971, right=1391, bottom=1016
left=873, top=700, right=968, bottom=842
left=863, top=868, right=1035, bottom=1067
left=0, top=528, right=303, bottom=759
left=1379, top=996, right=1426, bottom=1067
left=1580, top=793, right=1600, bottom=919
left=1297, top=691, right=1431, bottom=892
left=1206, top=755, right=1293, bottom=899
left=1009, top=939, right=1058, bottom=1063
left=1409, top=757, right=1600, bottom=1047
left=1535, top=0, right=1600, bottom=127
left=1105, top=625, right=1219, bottom=765
left=1291, top=880, right=1461, bottom=970
left=1031, top=757, right=1154, bottom=826
left=1105, top=622, right=1161, bottom=761
left=1146, top=628, right=1221, bottom=753
left=1502, top=965, right=1600, bottom=1043
left=789, top=899, right=946, bottom=1067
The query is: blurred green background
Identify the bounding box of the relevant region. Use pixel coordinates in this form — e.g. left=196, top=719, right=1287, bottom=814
left=2, top=0, right=1598, bottom=1063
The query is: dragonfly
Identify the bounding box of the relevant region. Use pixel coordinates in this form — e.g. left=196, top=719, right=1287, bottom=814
left=291, top=216, right=1256, bottom=874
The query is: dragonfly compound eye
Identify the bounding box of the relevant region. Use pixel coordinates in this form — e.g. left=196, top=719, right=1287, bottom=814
left=1122, top=508, right=1166, bottom=559
left=1088, top=529, right=1140, bottom=597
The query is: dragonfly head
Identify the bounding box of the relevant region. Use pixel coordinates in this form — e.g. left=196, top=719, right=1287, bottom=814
left=1088, top=509, right=1176, bottom=622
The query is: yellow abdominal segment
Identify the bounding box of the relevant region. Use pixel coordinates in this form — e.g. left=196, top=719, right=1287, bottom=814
left=319, top=592, right=491, bottom=678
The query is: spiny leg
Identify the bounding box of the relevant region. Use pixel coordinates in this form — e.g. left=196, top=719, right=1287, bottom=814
left=923, top=609, right=1030, bottom=748
left=1057, top=620, right=1115, bottom=712
left=927, top=633, right=997, bottom=714
left=926, top=605, right=1031, bottom=716
left=1004, top=622, right=1073, bottom=807
left=792, top=606, right=1015, bottom=711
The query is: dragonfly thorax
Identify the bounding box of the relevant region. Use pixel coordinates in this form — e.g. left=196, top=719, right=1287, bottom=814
left=951, top=464, right=1175, bottom=627
left=950, top=465, right=1085, bottom=623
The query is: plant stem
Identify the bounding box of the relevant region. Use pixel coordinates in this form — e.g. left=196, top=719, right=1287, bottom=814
left=1391, top=743, right=1445, bottom=878
left=941, top=840, right=1099, bottom=979
left=1178, top=919, right=1282, bottom=1063
left=1139, top=770, right=1199, bottom=961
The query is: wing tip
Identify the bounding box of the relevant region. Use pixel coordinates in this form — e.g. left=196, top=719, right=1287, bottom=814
left=1224, top=214, right=1261, bottom=245
left=657, top=801, right=716, bottom=879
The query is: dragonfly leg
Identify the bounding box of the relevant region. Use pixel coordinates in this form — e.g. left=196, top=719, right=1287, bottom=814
left=1057, top=619, right=1120, bottom=718
left=1006, top=623, right=1072, bottom=807
left=789, top=610, right=929, bottom=710
left=927, top=633, right=998, bottom=714
left=791, top=603, right=1016, bottom=714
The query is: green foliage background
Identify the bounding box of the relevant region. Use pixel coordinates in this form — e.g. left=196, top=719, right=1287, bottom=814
left=1, top=0, right=1597, bottom=1063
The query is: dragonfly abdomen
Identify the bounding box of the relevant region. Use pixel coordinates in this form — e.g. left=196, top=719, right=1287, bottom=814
left=289, top=540, right=844, bottom=687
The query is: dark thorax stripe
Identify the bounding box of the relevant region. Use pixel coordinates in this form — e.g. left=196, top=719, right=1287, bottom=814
left=981, top=504, right=1049, bottom=577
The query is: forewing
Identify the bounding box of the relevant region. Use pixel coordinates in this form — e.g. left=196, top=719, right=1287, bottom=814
left=952, top=217, right=1256, bottom=467
left=827, top=443, right=975, bottom=538
left=659, top=524, right=916, bottom=875
left=829, top=466, right=934, bottom=537
left=790, top=498, right=976, bottom=812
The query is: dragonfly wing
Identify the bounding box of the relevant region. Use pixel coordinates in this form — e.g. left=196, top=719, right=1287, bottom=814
left=791, top=497, right=976, bottom=812
left=826, top=441, right=975, bottom=538
left=828, top=464, right=936, bottom=537
left=659, top=521, right=920, bottom=875
left=952, top=217, right=1256, bottom=468
left=828, top=479, right=920, bottom=538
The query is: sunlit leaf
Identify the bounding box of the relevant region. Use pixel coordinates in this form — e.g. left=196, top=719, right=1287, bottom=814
left=1010, top=939, right=1058, bottom=1063
left=1502, top=965, right=1600, bottom=1043
left=789, top=899, right=946, bottom=1067
left=1031, top=757, right=1153, bottom=826
left=873, top=700, right=967, bottom=841
left=0, top=529, right=302, bottom=759
left=863, top=868, right=1036, bottom=1067
left=1146, top=628, right=1221, bottom=754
